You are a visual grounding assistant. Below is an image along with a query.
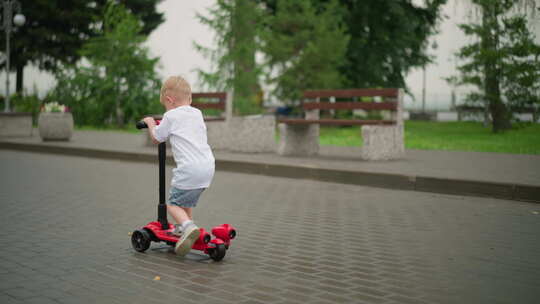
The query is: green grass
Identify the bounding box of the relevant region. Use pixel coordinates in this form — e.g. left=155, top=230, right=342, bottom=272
left=76, top=121, right=540, bottom=155
left=319, top=126, right=363, bottom=146
left=75, top=125, right=140, bottom=134
left=319, top=121, right=540, bottom=154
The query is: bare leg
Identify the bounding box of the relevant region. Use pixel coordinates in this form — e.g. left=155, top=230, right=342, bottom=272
left=182, top=207, right=193, bottom=220
left=171, top=205, right=200, bottom=256
left=167, top=205, right=191, bottom=225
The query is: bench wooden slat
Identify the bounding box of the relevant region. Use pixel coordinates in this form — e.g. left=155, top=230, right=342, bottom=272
left=192, top=92, right=227, bottom=100
left=191, top=102, right=225, bottom=110
left=304, top=88, right=398, bottom=99
left=278, top=118, right=396, bottom=126
left=302, top=101, right=397, bottom=111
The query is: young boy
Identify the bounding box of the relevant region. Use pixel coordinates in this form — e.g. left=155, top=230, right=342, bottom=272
left=143, top=76, right=215, bottom=257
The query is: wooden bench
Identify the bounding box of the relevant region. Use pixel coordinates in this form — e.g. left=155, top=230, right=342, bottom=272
left=191, top=92, right=228, bottom=121
left=277, top=88, right=404, bottom=160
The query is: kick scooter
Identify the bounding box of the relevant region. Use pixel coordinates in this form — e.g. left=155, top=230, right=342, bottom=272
left=130, top=120, right=236, bottom=261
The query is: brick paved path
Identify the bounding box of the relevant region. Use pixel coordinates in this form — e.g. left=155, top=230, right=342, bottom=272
left=1, top=151, right=539, bottom=304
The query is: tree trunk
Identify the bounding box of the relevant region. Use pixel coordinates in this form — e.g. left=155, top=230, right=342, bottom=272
left=115, top=93, right=124, bottom=128
left=16, top=64, right=24, bottom=94
left=116, top=106, right=124, bottom=128
left=231, top=0, right=259, bottom=116
left=481, top=3, right=511, bottom=133
left=114, top=77, right=124, bottom=127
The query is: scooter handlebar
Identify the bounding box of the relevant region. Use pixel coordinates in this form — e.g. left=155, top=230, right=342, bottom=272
left=136, top=119, right=161, bottom=130
left=136, top=121, right=148, bottom=129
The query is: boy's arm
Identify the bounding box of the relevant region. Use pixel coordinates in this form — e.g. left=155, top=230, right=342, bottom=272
left=143, top=117, right=160, bottom=145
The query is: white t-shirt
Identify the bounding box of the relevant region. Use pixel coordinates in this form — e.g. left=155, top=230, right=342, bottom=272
left=153, top=106, right=215, bottom=190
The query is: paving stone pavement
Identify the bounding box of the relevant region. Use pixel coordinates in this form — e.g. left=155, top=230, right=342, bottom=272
left=1, top=150, right=539, bottom=304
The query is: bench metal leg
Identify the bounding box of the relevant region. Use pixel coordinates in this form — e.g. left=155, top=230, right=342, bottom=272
left=277, top=123, right=319, bottom=156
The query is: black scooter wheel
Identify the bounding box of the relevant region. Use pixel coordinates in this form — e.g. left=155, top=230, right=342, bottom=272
left=208, top=243, right=226, bottom=262
left=131, top=229, right=151, bottom=252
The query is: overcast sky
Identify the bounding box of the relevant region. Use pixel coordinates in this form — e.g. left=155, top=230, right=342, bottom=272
left=4, top=0, right=540, bottom=110
left=145, top=0, right=214, bottom=89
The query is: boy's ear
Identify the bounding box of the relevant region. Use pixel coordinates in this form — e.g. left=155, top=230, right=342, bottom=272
left=166, top=95, right=174, bottom=104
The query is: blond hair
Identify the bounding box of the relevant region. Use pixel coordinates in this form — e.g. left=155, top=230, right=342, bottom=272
left=160, top=76, right=191, bottom=103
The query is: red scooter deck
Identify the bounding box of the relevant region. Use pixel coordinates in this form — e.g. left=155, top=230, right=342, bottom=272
left=133, top=222, right=236, bottom=261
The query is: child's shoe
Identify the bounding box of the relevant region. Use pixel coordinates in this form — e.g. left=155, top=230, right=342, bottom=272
left=175, top=223, right=200, bottom=256
left=170, top=224, right=183, bottom=237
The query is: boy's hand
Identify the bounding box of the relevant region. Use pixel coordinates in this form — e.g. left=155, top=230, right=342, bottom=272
left=143, top=117, right=160, bottom=144
left=143, top=117, right=156, bottom=128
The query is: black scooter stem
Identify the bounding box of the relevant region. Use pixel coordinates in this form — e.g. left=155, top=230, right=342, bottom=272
left=158, top=142, right=169, bottom=230
left=135, top=120, right=169, bottom=230
left=159, top=142, right=166, bottom=204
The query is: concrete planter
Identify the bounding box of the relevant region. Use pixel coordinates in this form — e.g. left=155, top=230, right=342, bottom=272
left=0, top=112, right=33, bottom=137
left=38, top=112, right=74, bottom=141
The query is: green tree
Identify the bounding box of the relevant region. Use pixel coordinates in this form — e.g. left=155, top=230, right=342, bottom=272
left=452, top=0, right=540, bottom=132
left=194, top=0, right=263, bottom=115
left=502, top=15, right=540, bottom=118
left=50, top=2, right=160, bottom=127
left=339, top=0, right=446, bottom=89
left=0, top=0, right=163, bottom=94
left=258, top=0, right=446, bottom=90
left=262, top=0, right=349, bottom=102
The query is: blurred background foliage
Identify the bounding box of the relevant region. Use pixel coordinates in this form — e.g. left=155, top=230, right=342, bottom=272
left=49, top=3, right=161, bottom=127
left=5, top=0, right=538, bottom=132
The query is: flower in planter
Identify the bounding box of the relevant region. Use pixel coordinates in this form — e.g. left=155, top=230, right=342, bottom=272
left=41, top=102, right=70, bottom=113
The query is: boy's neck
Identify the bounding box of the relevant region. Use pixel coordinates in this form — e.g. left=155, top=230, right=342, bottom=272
left=166, top=100, right=191, bottom=111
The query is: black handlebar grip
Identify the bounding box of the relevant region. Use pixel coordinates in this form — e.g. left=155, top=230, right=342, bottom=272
left=136, top=121, right=148, bottom=129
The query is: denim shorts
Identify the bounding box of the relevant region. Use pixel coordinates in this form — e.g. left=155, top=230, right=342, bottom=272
left=167, top=187, right=205, bottom=208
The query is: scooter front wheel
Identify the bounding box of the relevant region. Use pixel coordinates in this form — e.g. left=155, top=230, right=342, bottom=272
left=208, top=244, right=226, bottom=261
left=131, top=229, right=151, bottom=252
